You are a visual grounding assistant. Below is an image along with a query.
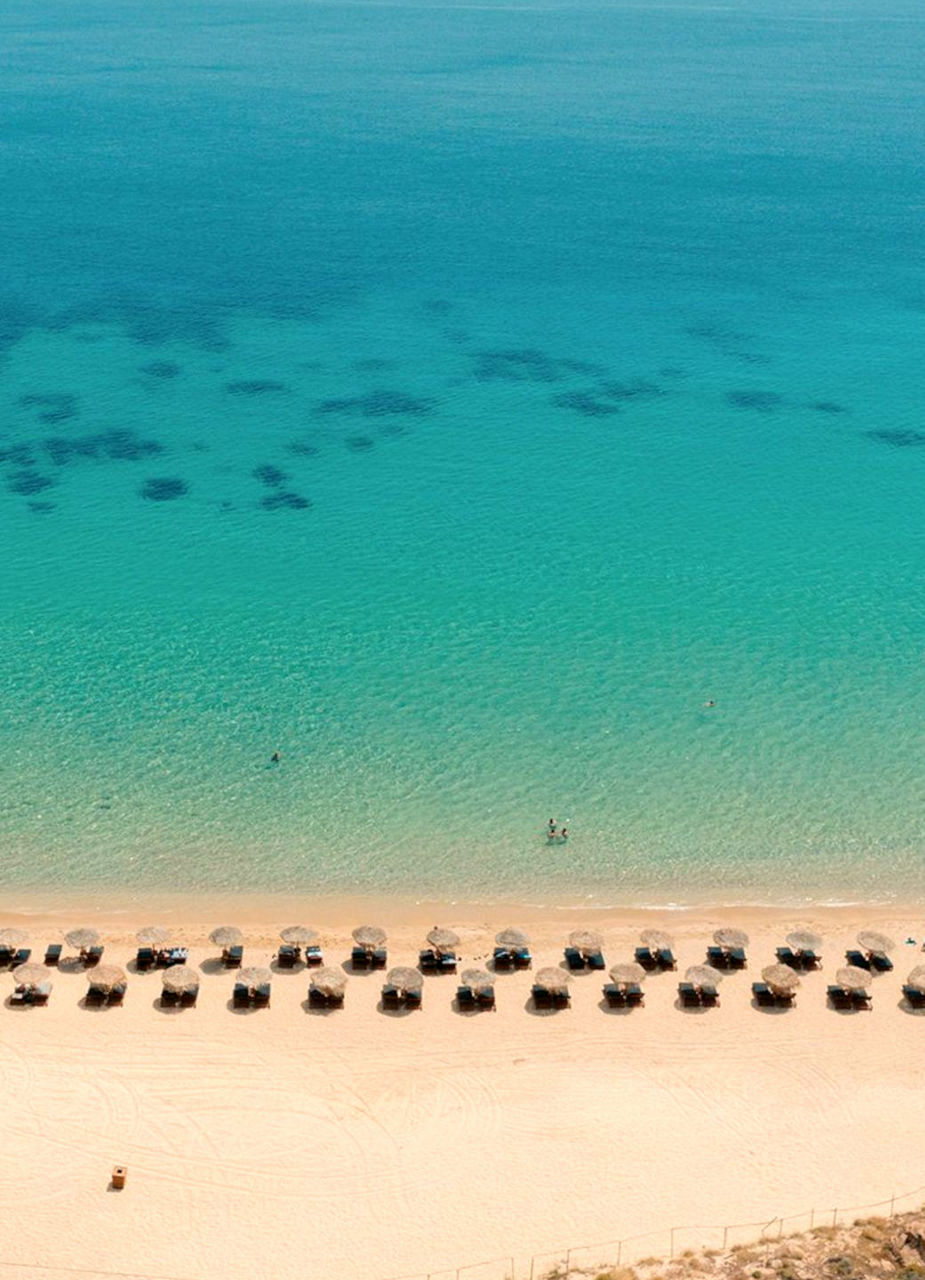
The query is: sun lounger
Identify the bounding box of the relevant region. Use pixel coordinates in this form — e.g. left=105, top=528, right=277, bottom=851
left=136, top=947, right=156, bottom=972
left=851, top=990, right=872, bottom=1011
left=163, top=947, right=188, bottom=968
left=476, top=988, right=495, bottom=1010
left=30, top=982, right=51, bottom=1007
left=370, top=948, right=387, bottom=970
left=160, top=989, right=180, bottom=1008
left=85, top=945, right=104, bottom=967
left=634, top=947, right=659, bottom=972
left=85, top=987, right=106, bottom=1007
left=827, top=985, right=853, bottom=1010
left=903, top=986, right=925, bottom=1009
left=10, top=989, right=27, bottom=1006
left=625, top=983, right=644, bottom=1007
left=108, top=985, right=126, bottom=1007
left=456, top=986, right=476, bottom=1010
left=700, top=987, right=719, bottom=1008
left=845, top=949, right=871, bottom=971
left=351, top=947, right=371, bottom=970
left=233, top=983, right=250, bottom=1008
left=603, top=983, right=626, bottom=1008
left=381, top=987, right=401, bottom=1009
left=277, top=946, right=297, bottom=970
left=776, top=990, right=795, bottom=1008
left=223, top=945, right=244, bottom=969
left=587, top=951, right=606, bottom=971
left=418, top=949, right=439, bottom=973
left=679, top=982, right=700, bottom=1007
left=657, top=948, right=676, bottom=971
left=492, top=948, right=513, bottom=971
left=308, top=987, right=328, bottom=1008
left=0, top=948, right=13, bottom=968
left=753, top=983, right=776, bottom=1007
left=180, top=987, right=198, bottom=1007
left=564, top=947, right=586, bottom=971
left=12, top=948, right=31, bottom=968
left=438, top=952, right=457, bottom=974
left=405, top=989, right=422, bottom=1010
left=253, top=983, right=271, bottom=1009
left=532, top=986, right=553, bottom=1010
left=727, top=947, right=747, bottom=969
left=513, top=948, right=532, bottom=970
left=44, top=943, right=62, bottom=967
left=706, top=946, right=727, bottom=969
left=869, top=953, right=893, bottom=973
left=305, top=946, right=324, bottom=967
left=553, top=990, right=570, bottom=1010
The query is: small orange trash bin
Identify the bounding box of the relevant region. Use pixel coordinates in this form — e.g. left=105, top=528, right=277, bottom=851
left=111, top=1165, right=126, bottom=1190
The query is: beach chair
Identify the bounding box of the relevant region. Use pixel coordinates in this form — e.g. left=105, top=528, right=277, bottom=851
left=727, top=947, right=747, bottom=969
left=223, top=945, right=244, bottom=969
left=0, top=948, right=13, bottom=969
left=160, top=988, right=180, bottom=1008
left=706, top=946, right=730, bottom=970
left=603, top=983, right=626, bottom=1008
left=752, top=983, right=776, bottom=1008
left=851, top=990, right=872, bottom=1011
left=10, top=989, right=27, bottom=1006
left=903, top=986, right=925, bottom=1009
left=513, top=948, right=532, bottom=970
left=679, top=982, right=700, bottom=1008
left=553, top=990, right=570, bottom=1010
left=405, top=989, right=422, bottom=1011
left=532, top=986, right=553, bottom=1010
left=308, top=987, right=328, bottom=1009
left=476, top=988, right=496, bottom=1011
left=136, top=947, right=156, bottom=972
left=827, top=985, right=853, bottom=1010
left=180, top=987, right=199, bottom=1008
left=277, top=946, right=297, bottom=970
left=85, top=945, right=104, bottom=968
left=108, top=985, right=126, bottom=1007
left=564, top=947, right=586, bottom=971
left=657, top=948, right=677, bottom=971
left=869, top=953, right=893, bottom=973
left=700, top=988, right=720, bottom=1008
left=418, top=949, right=439, bottom=973
left=800, top=950, right=821, bottom=971
left=492, top=947, right=514, bottom=971
left=351, top=947, right=371, bottom=970
left=253, top=983, right=271, bottom=1009
left=438, top=952, right=457, bottom=974
left=328, top=991, right=345, bottom=1009
left=845, top=949, right=871, bottom=971
left=634, top=947, right=659, bottom=972
left=305, top=945, right=324, bottom=967
left=775, top=990, right=795, bottom=1009
left=233, top=983, right=250, bottom=1009
left=30, top=983, right=52, bottom=1007
left=44, top=943, right=62, bottom=967
left=776, top=947, right=798, bottom=969
left=371, top=948, right=387, bottom=970
left=85, top=987, right=106, bottom=1008
left=456, top=986, right=476, bottom=1011
left=587, top=951, right=606, bottom=971
left=164, top=947, right=188, bottom=968
left=12, top=948, right=31, bottom=968
left=626, top=984, right=644, bottom=1008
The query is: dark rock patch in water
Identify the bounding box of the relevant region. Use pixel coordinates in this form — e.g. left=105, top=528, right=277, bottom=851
left=345, top=435, right=375, bottom=451
left=726, top=390, right=783, bottom=412
left=28, top=501, right=55, bottom=513
left=866, top=428, right=925, bottom=448
left=473, top=349, right=603, bottom=384
left=0, top=444, right=35, bottom=466
left=225, top=380, right=289, bottom=396
left=353, top=358, right=395, bottom=372
left=597, top=378, right=662, bottom=401
left=43, top=429, right=163, bottom=466
left=809, top=400, right=847, bottom=415
left=140, top=477, right=188, bottom=501
left=19, top=393, right=79, bottom=423
left=105, top=430, right=163, bottom=461
left=317, top=389, right=434, bottom=418
left=141, top=361, right=182, bottom=379
left=253, top=464, right=289, bottom=487
left=551, top=391, right=620, bottom=418
left=8, top=470, right=55, bottom=495
left=686, top=323, right=753, bottom=344
left=261, top=490, right=312, bottom=510
left=285, top=440, right=320, bottom=457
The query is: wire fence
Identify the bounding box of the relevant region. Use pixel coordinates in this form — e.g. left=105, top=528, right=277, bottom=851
left=378, top=1179, right=925, bottom=1280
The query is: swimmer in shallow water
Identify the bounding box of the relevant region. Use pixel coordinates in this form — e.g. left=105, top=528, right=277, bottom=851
left=270, top=751, right=281, bottom=763
left=703, top=700, right=716, bottom=708
left=547, top=818, right=557, bottom=839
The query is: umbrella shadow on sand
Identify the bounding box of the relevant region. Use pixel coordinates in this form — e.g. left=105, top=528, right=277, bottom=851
left=199, top=957, right=227, bottom=975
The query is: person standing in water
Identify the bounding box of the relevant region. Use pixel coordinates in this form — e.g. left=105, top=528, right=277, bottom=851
left=547, top=818, right=557, bottom=839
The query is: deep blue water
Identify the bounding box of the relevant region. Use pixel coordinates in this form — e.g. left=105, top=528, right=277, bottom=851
left=1, top=0, right=923, bottom=903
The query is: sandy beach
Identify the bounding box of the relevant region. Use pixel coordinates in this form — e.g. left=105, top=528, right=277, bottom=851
left=1, top=896, right=924, bottom=1280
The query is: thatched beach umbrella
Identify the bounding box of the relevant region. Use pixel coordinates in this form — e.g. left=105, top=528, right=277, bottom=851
left=209, top=926, right=242, bottom=949
left=685, top=965, right=724, bottom=991
left=280, top=925, right=318, bottom=946
left=609, top=962, right=646, bottom=988
left=761, top=964, right=801, bottom=994
left=713, top=927, right=749, bottom=950
left=836, top=965, right=871, bottom=991
left=495, top=927, right=529, bottom=950
left=386, top=966, right=423, bottom=995
left=136, top=925, right=170, bottom=947
left=461, top=968, right=493, bottom=993
left=310, top=966, right=348, bottom=996
left=88, top=965, right=125, bottom=992
left=639, top=928, right=674, bottom=951
left=0, top=928, right=28, bottom=950
left=535, top=966, right=570, bottom=994
left=569, top=929, right=603, bottom=955
left=66, top=928, right=100, bottom=950
left=161, top=965, right=199, bottom=994
left=11, top=962, right=48, bottom=990
left=786, top=930, right=822, bottom=954
left=426, top=927, right=459, bottom=954
left=857, top=930, right=894, bottom=956
left=906, top=966, right=925, bottom=994
left=238, top=966, right=272, bottom=989
left=352, top=925, right=386, bottom=950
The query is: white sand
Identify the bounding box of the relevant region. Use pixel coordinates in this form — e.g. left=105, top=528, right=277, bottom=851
left=1, top=898, right=923, bottom=1280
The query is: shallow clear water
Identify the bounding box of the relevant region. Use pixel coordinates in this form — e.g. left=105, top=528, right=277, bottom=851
left=1, top=0, right=923, bottom=903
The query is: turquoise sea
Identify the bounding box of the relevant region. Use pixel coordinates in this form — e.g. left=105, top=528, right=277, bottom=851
left=1, top=0, right=923, bottom=904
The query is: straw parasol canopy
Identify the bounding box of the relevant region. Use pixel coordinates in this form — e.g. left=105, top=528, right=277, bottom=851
left=0, top=928, right=28, bottom=949
left=685, top=965, right=724, bottom=991
left=66, top=928, right=100, bottom=950
left=639, top=928, right=674, bottom=951
left=461, top=968, right=493, bottom=993
left=761, top=964, right=801, bottom=994
left=386, top=966, right=423, bottom=995
left=88, top=965, right=126, bottom=992
left=352, top=925, right=386, bottom=950
left=209, top=926, right=243, bottom=948
left=906, top=966, right=925, bottom=995
left=857, top=930, right=894, bottom=956
left=713, top=927, right=749, bottom=950
left=161, top=965, right=199, bottom=994
left=11, top=962, right=48, bottom=990
left=786, top=930, right=822, bottom=953
left=836, top=965, right=871, bottom=991
left=310, top=966, right=348, bottom=996
left=136, top=925, right=171, bottom=947
left=495, top=927, right=529, bottom=950
left=535, top=966, right=570, bottom=994
left=238, top=966, right=272, bottom=989
left=569, top=929, right=603, bottom=955
left=280, top=925, right=318, bottom=946
left=426, top=927, right=459, bottom=953
left=609, top=962, right=646, bottom=987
